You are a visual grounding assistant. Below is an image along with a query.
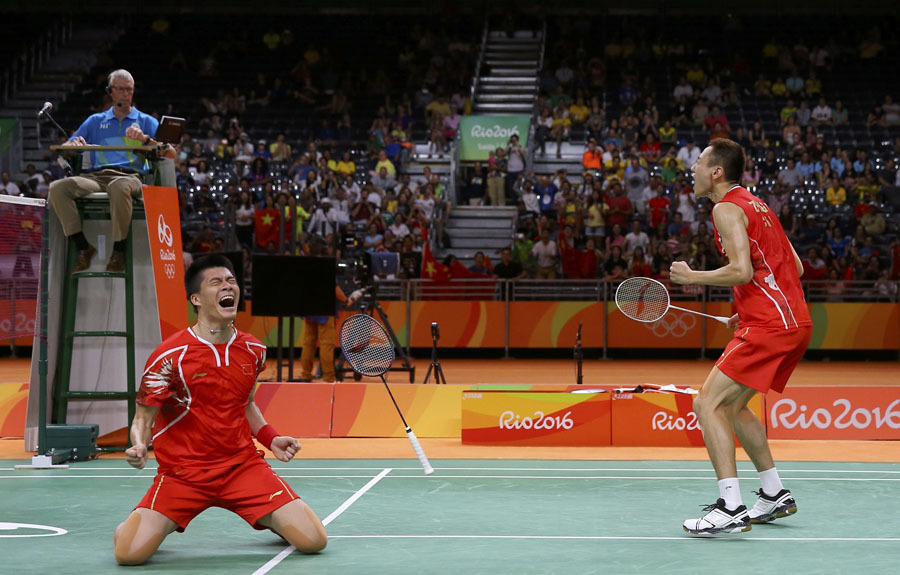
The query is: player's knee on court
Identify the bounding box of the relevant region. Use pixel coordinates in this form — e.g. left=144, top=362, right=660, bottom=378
left=113, top=511, right=168, bottom=566
left=271, top=501, right=328, bottom=554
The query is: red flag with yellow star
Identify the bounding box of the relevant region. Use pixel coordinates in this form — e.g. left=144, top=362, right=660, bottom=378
left=254, top=208, right=280, bottom=249
left=420, top=242, right=451, bottom=281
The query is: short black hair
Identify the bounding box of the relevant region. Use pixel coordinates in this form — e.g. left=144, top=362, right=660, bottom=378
left=185, top=254, right=235, bottom=309
left=707, top=139, right=746, bottom=184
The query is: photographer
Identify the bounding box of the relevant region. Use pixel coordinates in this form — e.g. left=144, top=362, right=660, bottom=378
left=506, top=134, right=526, bottom=203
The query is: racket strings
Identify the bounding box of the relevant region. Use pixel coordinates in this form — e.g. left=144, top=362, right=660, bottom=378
left=615, top=277, right=670, bottom=322
left=340, top=314, right=395, bottom=377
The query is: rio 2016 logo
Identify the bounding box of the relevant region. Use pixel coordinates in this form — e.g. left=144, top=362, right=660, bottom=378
left=499, top=410, right=574, bottom=431
left=651, top=411, right=701, bottom=431
left=770, top=398, right=900, bottom=430
left=470, top=125, right=520, bottom=139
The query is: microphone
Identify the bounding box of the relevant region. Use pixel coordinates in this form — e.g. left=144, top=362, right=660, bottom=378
left=38, top=101, right=53, bottom=118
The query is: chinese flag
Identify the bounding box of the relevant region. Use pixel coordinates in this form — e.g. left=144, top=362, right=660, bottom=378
left=254, top=209, right=280, bottom=249
left=420, top=242, right=451, bottom=281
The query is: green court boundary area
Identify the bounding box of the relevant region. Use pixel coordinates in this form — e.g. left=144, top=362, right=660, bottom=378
left=2, top=459, right=899, bottom=574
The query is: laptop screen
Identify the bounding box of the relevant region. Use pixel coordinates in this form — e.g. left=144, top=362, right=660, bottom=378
left=155, top=116, right=185, bottom=145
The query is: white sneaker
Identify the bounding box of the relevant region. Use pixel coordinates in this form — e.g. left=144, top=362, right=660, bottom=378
left=749, top=489, right=798, bottom=524
left=683, top=498, right=752, bottom=535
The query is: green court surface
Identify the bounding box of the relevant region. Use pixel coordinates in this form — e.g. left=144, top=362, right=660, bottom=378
left=2, top=459, right=899, bottom=574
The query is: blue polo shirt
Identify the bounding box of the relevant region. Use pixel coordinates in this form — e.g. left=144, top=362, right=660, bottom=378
left=71, top=106, right=159, bottom=174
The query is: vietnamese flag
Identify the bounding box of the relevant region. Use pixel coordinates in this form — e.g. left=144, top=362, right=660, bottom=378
left=421, top=242, right=451, bottom=281
left=254, top=208, right=280, bottom=249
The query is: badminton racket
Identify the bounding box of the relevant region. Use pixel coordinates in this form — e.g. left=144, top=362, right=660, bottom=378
left=340, top=314, right=434, bottom=475
left=614, top=277, right=731, bottom=325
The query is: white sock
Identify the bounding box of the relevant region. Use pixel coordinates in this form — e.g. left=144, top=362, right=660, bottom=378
left=718, top=477, right=742, bottom=510
left=759, top=467, right=784, bottom=495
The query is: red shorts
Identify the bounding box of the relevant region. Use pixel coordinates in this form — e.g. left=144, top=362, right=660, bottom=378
left=136, top=452, right=299, bottom=531
left=716, top=325, right=812, bottom=394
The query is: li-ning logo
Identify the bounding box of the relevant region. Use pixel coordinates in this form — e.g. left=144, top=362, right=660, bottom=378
left=157, top=214, right=173, bottom=247
left=644, top=311, right=696, bottom=338
left=770, top=398, right=900, bottom=430
left=499, top=410, right=574, bottom=431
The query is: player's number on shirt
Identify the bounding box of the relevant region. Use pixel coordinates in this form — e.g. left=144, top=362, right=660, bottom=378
left=749, top=200, right=774, bottom=228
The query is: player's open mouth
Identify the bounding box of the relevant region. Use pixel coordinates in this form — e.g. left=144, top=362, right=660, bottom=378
left=218, top=295, right=235, bottom=310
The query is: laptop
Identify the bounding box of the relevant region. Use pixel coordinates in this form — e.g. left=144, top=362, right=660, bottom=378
left=154, top=115, right=186, bottom=145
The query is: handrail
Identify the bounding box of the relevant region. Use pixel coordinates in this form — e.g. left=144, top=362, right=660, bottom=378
left=469, top=17, right=490, bottom=114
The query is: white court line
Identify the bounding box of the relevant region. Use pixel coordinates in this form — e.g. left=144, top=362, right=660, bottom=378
left=251, top=468, right=391, bottom=575
left=327, top=534, right=900, bottom=543
left=4, top=466, right=900, bottom=473
left=5, top=474, right=900, bottom=482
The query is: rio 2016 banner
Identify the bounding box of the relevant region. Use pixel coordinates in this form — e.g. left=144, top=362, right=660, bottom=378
left=459, top=115, right=531, bottom=161
left=462, top=390, right=611, bottom=446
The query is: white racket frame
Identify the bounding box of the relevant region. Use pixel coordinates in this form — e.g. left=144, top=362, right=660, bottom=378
left=615, top=277, right=731, bottom=326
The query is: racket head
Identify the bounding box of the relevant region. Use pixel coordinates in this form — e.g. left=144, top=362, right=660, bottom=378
left=614, top=276, right=670, bottom=323
left=339, top=314, right=395, bottom=377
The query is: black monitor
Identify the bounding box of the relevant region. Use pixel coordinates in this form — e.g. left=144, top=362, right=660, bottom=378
left=250, top=255, right=336, bottom=317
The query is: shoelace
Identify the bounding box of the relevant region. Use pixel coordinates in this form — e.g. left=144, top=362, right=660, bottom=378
left=700, top=502, right=720, bottom=512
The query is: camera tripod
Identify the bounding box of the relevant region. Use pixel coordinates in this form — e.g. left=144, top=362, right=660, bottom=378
left=336, top=290, right=416, bottom=382
left=422, top=322, right=446, bottom=384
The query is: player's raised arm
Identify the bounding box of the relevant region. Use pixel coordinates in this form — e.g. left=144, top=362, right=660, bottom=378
left=670, top=202, right=752, bottom=287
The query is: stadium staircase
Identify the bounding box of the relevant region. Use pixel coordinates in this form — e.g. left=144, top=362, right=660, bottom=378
left=472, top=29, right=543, bottom=116
left=1, top=25, right=124, bottom=180
left=442, top=205, right=517, bottom=268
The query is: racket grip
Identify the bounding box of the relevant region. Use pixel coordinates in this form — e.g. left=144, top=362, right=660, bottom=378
left=406, top=429, right=434, bottom=475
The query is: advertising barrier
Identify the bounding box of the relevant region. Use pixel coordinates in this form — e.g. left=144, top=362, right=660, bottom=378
left=141, top=186, right=188, bottom=340
left=766, top=387, right=900, bottom=440
left=253, top=382, right=333, bottom=438
left=0, top=383, right=27, bottom=437
left=331, top=382, right=463, bottom=438
left=458, top=115, right=530, bottom=161
left=462, top=390, right=612, bottom=446
left=611, top=391, right=764, bottom=447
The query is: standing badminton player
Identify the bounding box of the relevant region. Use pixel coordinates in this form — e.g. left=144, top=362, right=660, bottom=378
left=113, top=255, right=327, bottom=565
left=669, top=139, right=811, bottom=535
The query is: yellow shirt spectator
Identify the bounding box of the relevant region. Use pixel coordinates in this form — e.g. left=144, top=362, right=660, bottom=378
left=825, top=186, right=846, bottom=206
left=569, top=103, right=590, bottom=123
left=335, top=160, right=356, bottom=176
left=771, top=80, right=787, bottom=97
left=375, top=159, right=396, bottom=177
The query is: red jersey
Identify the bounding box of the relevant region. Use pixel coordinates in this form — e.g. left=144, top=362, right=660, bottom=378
left=137, top=327, right=267, bottom=472
left=713, top=186, right=812, bottom=330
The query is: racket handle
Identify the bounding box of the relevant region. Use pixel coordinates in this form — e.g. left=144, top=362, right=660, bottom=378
left=406, top=428, right=434, bottom=475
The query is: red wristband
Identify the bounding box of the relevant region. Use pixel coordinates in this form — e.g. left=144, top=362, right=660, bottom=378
left=255, top=424, right=279, bottom=450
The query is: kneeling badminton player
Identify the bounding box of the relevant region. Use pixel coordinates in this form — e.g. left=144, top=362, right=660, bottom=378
left=113, top=255, right=327, bottom=565
left=669, top=139, right=811, bottom=535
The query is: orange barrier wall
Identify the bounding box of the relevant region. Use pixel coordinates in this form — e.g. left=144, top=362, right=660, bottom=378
left=462, top=390, right=611, bottom=446
left=611, top=392, right=764, bottom=447
left=0, top=383, right=28, bottom=437
left=331, top=382, right=463, bottom=437
left=767, top=387, right=900, bottom=440
left=253, top=382, right=333, bottom=438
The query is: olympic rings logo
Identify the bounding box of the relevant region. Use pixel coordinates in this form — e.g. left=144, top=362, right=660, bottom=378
left=157, top=214, right=173, bottom=247
left=163, top=263, right=176, bottom=279
left=644, top=310, right=696, bottom=338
